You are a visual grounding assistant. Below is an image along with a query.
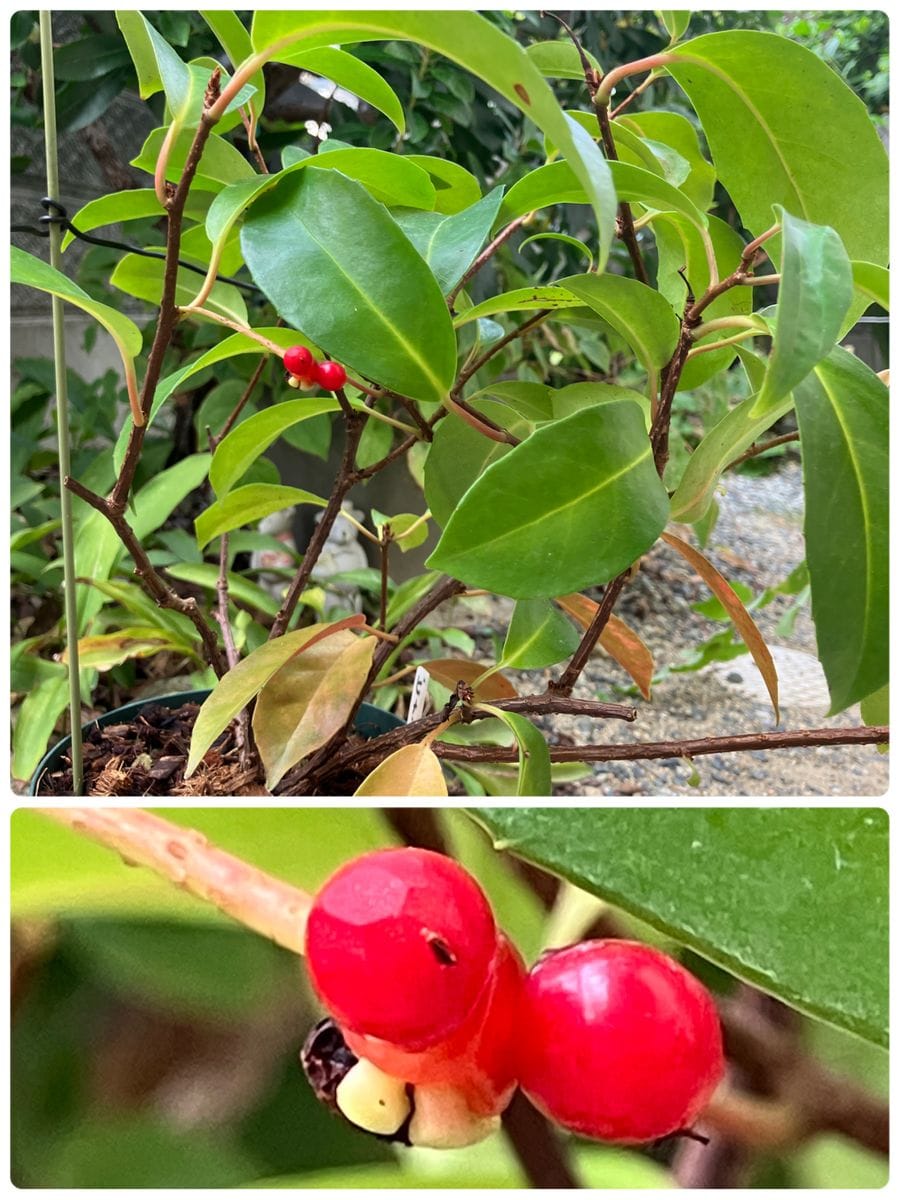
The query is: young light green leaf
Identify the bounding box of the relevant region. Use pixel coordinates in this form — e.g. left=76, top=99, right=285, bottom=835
left=254, top=632, right=375, bottom=789
left=186, top=615, right=367, bottom=775
left=662, top=531, right=779, bottom=720
left=394, top=186, right=504, bottom=294
left=109, top=253, right=248, bottom=325
left=859, top=684, right=888, bottom=729
left=752, top=208, right=853, bottom=417
left=428, top=403, right=669, bottom=598
left=292, top=46, right=405, bottom=133
left=195, top=483, right=327, bottom=550
left=657, top=11, right=691, bottom=43
left=500, top=599, right=580, bottom=670
left=795, top=348, right=888, bottom=713
left=210, top=397, right=340, bottom=496
left=354, top=742, right=448, bottom=797
left=453, top=285, right=580, bottom=327
left=241, top=170, right=456, bottom=404
left=250, top=11, right=617, bottom=267
left=473, top=704, right=551, bottom=796
left=371, top=511, right=429, bottom=552
left=132, top=127, right=255, bottom=190
left=405, top=156, right=481, bottom=214
left=472, top=808, right=888, bottom=1046
left=665, top=31, right=888, bottom=263
left=115, top=10, right=162, bottom=98
left=200, top=9, right=265, bottom=120
left=843, top=261, right=889, bottom=337
left=560, top=273, right=680, bottom=372
left=618, top=109, right=716, bottom=211
left=525, top=39, right=602, bottom=80
left=60, top=188, right=171, bottom=253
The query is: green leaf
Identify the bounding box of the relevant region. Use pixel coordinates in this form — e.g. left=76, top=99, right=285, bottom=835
left=500, top=159, right=707, bottom=233
left=12, top=676, right=70, bottom=783
left=132, top=127, right=255, bottom=191
left=109, top=253, right=248, bottom=326
left=525, top=39, right=602, bottom=80
left=520, top=231, right=593, bottom=269
left=163, top=563, right=281, bottom=618
left=115, top=10, right=163, bottom=98
left=473, top=705, right=551, bottom=796
left=249, top=11, right=617, bottom=267
left=405, top=156, right=481, bottom=215
left=560, top=273, right=679, bottom=372
left=200, top=9, right=265, bottom=121
left=428, top=403, right=669, bottom=597
left=849, top=261, right=889, bottom=315
left=618, top=109, right=716, bottom=211
left=668, top=381, right=788, bottom=524
left=71, top=627, right=188, bottom=671
left=860, top=684, right=888, bottom=729
left=254, top=633, right=375, bottom=789
left=293, top=46, right=405, bottom=133
left=394, top=187, right=504, bottom=294
left=795, top=348, right=888, bottom=713
left=657, top=10, right=691, bottom=43
left=60, top=188, right=165, bottom=253
left=186, top=616, right=366, bottom=775
left=210, top=397, right=341, bottom=496
left=500, top=598, right=580, bottom=669
left=454, top=285, right=580, bottom=327
left=371, top=510, right=429, bottom=552
left=665, top=31, right=889, bottom=263
left=195, top=483, right=326, bottom=550
left=11, top=247, right=143, bottom=390
left=472, top=808, right=888, bottom=1046
left=241, top=170, right=456, bottom=404
left=138, top=13, right=204, bottom=126
left=752, top=208, right=853, bottom=417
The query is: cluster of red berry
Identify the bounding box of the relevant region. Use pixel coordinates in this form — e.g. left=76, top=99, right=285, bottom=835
left=302, top=848, right=724, bottom=1150
left=284, top=344, right=347, bottom=392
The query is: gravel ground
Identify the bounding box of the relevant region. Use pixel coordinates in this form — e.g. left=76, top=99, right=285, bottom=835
left=442, top=461, right=888, bottom=798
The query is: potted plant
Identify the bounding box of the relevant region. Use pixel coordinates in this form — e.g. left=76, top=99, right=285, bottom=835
left=12, top=10, right=888, bottom=796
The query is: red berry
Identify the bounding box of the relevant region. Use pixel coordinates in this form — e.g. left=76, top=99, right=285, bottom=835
left=305, top=848, right=499, bottom=1050
left=284, top=344, right=314, bottom=378
left=315, top=359, right=347, bottom=390
left=515, top=940, right=724, bottom=1143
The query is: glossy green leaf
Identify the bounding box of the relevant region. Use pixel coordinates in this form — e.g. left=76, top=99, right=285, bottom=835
left=394, top=186, right=504, bottom=294
left=560, top=273, right=680, bottom=372
left=60, top=188, right=171, bottom=253
left=520, top=231, right=594, bottom=269
left=132, top=127, right=255, bottom=191
left=669, top=385, right=792, bottom=524
left=550, top=382, right=651, bottom=428
left=250, top=11, right=617, bottom=267
left=210, top=397, right=340, bottom=496
left=604, top=120, right=689, bottom=186
left=454, top=285, right=579, bottom=327
left=500, top=599, right=580, bottom=669
left=665, top=31, right=889, bottom=263
left=470, top=381, right=554, bottom=423
left=115, top=10, right=162, bottom=98
left=354, top=742, right=448, bottom=797
left=500, top=159, right=706, bottom=232
left=138, top=13, right=204, bottom=125
left=474, top=705, right=551, bottom=796
left=109, top=253, right=247, bottom=325
left=472, top=808, right=888, bottom=1046
left=525, top=39, right=602, bottom=80
left=293, top=46, right=405, bottom=133
left=200, top=9, right=265, bottom=121
left=371, top=510, right=429, bottom=552
left=254, top=632, right=375, bottom=789
left=195, top=483, right=326, bottom=550
left=163, top=563, right=281, bottom=618
left=618, top=110, right=716, bottom=211
left=405, top=156, right=481, bottom=214
left=428, top=403, right=669, bottom=598
left=11, top=247, right=143, bottom=387
left=795, top=348, right=888, bottom=713
left=186, top=616, right=366, bottom=775
left=752, top=208, right=853, bottom=417
left=241, top=170, right=456, bottom=404
left=843, top=261, right=889, bottom=339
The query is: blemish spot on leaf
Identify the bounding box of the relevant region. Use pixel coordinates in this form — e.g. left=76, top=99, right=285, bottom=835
left=514, top=83, right=531, bottom=105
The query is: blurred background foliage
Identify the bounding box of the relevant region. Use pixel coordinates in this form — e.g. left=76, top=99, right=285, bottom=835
left=10, top=807, right=888, bottom=1188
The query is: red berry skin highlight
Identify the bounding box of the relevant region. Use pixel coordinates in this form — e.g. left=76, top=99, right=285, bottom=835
left=516, top=940, right=724, bottom=1143
left=284, top=344, right=315, bottom=378
left=305, top=848, right=498, bottom=1051
left=346, top=933, right=524, bottom=1116
left=315, top=360, right=347, bottom=390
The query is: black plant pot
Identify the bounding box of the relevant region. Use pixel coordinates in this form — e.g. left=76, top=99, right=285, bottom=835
left=28, top=690, right=403, bottom=796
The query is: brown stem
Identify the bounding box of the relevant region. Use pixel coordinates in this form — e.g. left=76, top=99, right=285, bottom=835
left=593, top=103, right=648, bottom=284
left=446, top=214, right=531, bottom=309
left=378, top=536, right=390, bottom=630
left=214, top=533, right=254, bottom=768
left=431, top=725, right=889, bottom=764
left=444, top=393, right=519, bottom=445
left=552, top=573, right=630, bottom=695
left=37, top=808, right=311, bottom=954
left=268, top=412, right=365, bottom=639
left=727, top=431, right=799, bottom=470
left=687, top=225, right=780, bottom=323
left=65, top=475, right=226, bottom=676
left=649, top=319, right=697, bottom=476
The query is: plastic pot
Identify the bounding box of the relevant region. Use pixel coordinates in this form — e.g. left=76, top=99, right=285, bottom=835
left=28, top=690, right=403, bottom=796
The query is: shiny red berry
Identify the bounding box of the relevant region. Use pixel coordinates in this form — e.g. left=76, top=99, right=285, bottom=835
left=284, top=344, right=314, bottom=378
left=314, top=360, right=347, bottom=390
left=305, top=848, right=499, bottom=1050
left=515, top=940, right=724, bottom=1143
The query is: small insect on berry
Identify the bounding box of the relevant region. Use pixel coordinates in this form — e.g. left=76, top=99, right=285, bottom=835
left=304, top=848, right=499, bottom=1050
left=515, top=940, right=725, bottom=1144
left=283, top=344, right=315, bottom=379
left=314, top=360, right=347, bottom=391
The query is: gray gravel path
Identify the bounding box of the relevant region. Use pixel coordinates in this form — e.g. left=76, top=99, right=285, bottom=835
left=442, top=461, right=888, bottom=797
